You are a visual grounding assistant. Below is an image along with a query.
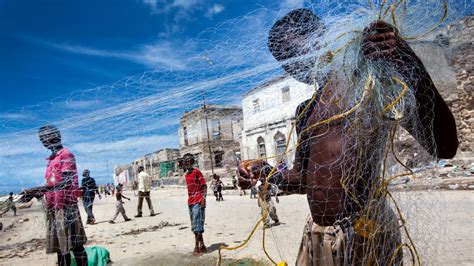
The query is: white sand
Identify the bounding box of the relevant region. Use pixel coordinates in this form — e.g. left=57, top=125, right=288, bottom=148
left=1, top=189, right=473, bottom=266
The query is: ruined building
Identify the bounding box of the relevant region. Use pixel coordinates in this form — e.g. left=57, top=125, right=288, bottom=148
left=179, top=105, right=242, bottom=177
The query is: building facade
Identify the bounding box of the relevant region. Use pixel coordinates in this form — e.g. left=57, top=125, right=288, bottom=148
left=179, top=105, right=242, bottom=177
left=115, top=148, right=181, bottom=187
left=241, top=76, right=314, bottom=167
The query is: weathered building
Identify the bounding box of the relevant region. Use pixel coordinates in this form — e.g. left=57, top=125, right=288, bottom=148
left=179, top=105, right=242, bottom=177
left=241, top=76, right=314, bottom=167
left=115, top=148, right=181, bottom=186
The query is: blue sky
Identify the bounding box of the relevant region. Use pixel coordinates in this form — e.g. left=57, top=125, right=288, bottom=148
left=0, top=0, right=311, bottom=193
left=0, top=0, right=471, bottom=193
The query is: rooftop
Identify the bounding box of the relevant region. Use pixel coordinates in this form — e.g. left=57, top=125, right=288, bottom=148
left=243, top=75, right=288, bottom=97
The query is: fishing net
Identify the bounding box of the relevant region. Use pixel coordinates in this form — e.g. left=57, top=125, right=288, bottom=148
left=0, top=0, right=470, bottom=265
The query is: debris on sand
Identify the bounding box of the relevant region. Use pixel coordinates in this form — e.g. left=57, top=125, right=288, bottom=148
left=122, top=221, right=181, bottom=236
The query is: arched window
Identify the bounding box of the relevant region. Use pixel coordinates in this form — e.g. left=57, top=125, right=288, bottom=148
left=257, top=137, right=266, bottom=159
left=274, top=132, right=287, bottom=163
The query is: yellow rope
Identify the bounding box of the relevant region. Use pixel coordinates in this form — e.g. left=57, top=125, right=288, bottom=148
left=379, top=0, right=388, bottom=19
left=300, top=73, right=375, bottom=136
left=217, top=1, right=448, bottom=262
left=381, top=76, right=409, bottom=115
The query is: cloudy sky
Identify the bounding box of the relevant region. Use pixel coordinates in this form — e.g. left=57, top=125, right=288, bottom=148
left=0, top=0, right=312, bottom=193
left=0, top=0, right=470, bottom=193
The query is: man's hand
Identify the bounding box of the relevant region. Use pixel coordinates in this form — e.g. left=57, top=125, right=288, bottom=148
left=362, top=20, right=414, bottom=68
left=18, top=187, right=46, bottom=203
left=200, top=197, right=206, bottom=208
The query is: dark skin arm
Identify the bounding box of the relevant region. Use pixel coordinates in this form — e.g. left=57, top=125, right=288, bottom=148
left=200, top=184, right=208, bottom=207
left=122, top=194, right=131, bottom=201
left=19, top=171, right=75, bottom=203
left=278, top=144, right=307, bottom=194
left=362, top=20, right=458, bottom=158
left=92, top=179, right=102, bottom=199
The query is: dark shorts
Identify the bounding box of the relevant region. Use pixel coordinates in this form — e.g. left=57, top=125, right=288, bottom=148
left=188, top=204, right=205, bottom=233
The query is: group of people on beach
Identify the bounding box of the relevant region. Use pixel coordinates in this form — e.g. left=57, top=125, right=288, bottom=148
left=15, top=7, right=459, bottom=266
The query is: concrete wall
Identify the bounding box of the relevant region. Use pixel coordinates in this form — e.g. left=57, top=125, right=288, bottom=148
left=241, top=77, right=314, bottom=166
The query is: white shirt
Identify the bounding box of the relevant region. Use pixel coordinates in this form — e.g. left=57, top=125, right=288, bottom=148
left=138, top=171, right=152, bottom=192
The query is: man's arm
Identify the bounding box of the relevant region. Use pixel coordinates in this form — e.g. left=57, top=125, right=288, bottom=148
left=275, top=100, right=312, bottom=194
left=362, top=21, right=458, bottom=158
left=19, top=171, right=75, bottom=202
left=122, top=195, right=131, bottom=201
left=197, top=171, right=207, bottom=207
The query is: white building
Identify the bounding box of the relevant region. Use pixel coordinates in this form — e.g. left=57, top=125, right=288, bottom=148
left=241, top=76, right=314, bottom=167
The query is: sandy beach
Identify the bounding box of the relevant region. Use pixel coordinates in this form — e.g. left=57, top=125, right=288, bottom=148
left=1, top=188, right=473, bottom=266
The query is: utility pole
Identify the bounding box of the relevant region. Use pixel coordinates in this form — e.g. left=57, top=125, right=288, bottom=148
left=202, top=91, right=215, bottom=175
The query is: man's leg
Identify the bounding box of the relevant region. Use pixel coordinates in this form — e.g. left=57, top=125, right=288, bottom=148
left=189, top=205, right=199, bottom=255
left=87, top=198, right=95, bottom=223
left=268, top=200, right=279, bottom=223
left=196, top=205, right=207, bottom=253
left=191, top=204, right=206, bottom=255
left=83, top=198, right=93, bottom=223
left=119, top=204, right=130, bottom=220
left=110, top=205, right=120, bottom=222
left=57, top=252, right=71, bottom=266
left=72, top=245, right=88, bottom=266
left=136, top=192, right=144, bottom=217
left=144, top=192, right=155, bottom=215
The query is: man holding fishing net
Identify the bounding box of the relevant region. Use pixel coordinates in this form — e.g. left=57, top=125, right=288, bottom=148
left=239, top=8, right=458, bottom=265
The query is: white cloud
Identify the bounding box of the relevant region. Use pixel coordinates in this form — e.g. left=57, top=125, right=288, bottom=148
left=0, top=113, right=32, bottom=121
left=172, top=0, right=202, bottom=9
left=282, top=0, right=305, bottom=9
left=206, top=3, right=225, bottom=18
left=38, top=40, right=187, bottom=70
left=72, top=134, right=177, bottom=154
left=142, top=0, right=203, bottom=13
left=63, top=100, right=99, bottom=110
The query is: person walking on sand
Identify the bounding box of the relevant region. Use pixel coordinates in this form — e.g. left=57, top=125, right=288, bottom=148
left=211, top=174, right=224, bottom=201
left=135, top=166, right=156, bottom=217
left=182, top=153, right=207, bottom=256
left=109, top=184, right=131, bottom=224
left=0, top=192, right=17, bottom=216
left=81, top=169, right=101, bottom=224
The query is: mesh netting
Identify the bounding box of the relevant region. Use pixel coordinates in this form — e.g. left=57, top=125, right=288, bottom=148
left=1, top=0, right=470, bottom=265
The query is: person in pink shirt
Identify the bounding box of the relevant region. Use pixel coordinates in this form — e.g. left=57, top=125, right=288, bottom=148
left=20, top=125, right=88, bottom=266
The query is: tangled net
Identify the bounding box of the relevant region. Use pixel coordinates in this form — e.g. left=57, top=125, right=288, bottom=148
left=0, top=0, right=470, bottom=265
left=218, top=0, right=464, bottom=265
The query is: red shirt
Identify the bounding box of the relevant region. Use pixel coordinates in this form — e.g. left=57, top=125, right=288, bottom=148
left=185, top=168, right=206, bottom=205
left=44, top=148, right=79, bottom=209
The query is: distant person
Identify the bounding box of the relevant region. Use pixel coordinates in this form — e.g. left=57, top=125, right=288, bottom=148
left=235, top=170, right=246, bottom=196
left=250, top=184, right=257, bottom=199
left=0, top=192, right=17, bottom=216
left=135, top=166, right=156, bottom=217
left=80, top=169, right=101, bottom=224
left=19, top=125, right=87, bottom=266
left=182, top=153, right=207, bottom=256
left=232, top=175, right=238, bottom=190
left=211, top=174, right=224, bottom=201
left=104, top=184, right=111, bottom=197
left=248, top=164, right=280, bottom=228
left=109, top=184, right=131, bottom=223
